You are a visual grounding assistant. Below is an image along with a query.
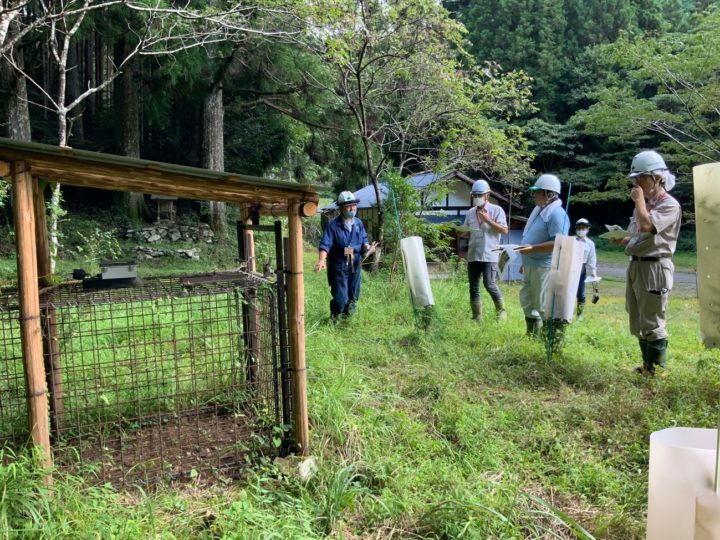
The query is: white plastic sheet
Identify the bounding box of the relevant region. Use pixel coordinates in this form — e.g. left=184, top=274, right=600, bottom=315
left=696, top=493, right=720, bottom=540
left=693, top=163, right=720, bottom=349
left=543, top=235, right=584, bottom=321
left=647, top=427, right=720, bottom=540
left=400, top=236, right=435, bottom=309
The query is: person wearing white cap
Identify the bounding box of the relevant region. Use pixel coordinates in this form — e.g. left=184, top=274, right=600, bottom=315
left=516, top=174, right=570, bottom=337
left=574, top=218, right=597, bottom=321
left=612, top=150, right=681, bottom=375
left=315, top=191, right=372, bottom=321
left=459, top=179, right=508, bottom=321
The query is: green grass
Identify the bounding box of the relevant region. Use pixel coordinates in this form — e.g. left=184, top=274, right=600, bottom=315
left=1, top=245, right=718, bottom=539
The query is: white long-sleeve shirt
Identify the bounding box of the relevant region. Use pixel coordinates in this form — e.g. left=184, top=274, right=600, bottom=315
left=577, top=236, right=597, bottom=275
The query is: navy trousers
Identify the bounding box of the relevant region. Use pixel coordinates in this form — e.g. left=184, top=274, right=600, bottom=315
left=328, top=261, right=362, bottom=316
left=576, top=263, right=587, bottom=303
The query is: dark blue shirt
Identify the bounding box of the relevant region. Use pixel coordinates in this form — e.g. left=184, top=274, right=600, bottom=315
left=319, top=216, right=369, bottom=265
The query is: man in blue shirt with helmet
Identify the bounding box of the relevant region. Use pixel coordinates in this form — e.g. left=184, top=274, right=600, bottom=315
left=516, top=174, right=570, bottom=338
left=315, top=191, right=372, bottom=321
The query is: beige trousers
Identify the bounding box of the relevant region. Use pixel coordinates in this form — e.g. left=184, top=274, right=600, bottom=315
left=520, top=265, right=552, bottom=320
left=625, top=259, right=674, bottom=341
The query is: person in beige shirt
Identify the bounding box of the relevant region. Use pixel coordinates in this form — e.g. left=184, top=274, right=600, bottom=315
left=613, top=150, right=681, bottom=375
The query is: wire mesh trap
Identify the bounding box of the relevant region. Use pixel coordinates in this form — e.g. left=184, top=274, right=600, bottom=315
left=0, top=271, right=292, bottom=485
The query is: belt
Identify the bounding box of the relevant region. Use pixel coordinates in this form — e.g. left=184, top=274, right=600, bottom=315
left=630, top=255, right=671, bottom=262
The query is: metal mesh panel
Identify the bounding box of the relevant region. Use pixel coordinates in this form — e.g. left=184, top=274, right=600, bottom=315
left=0, top=291, right=28, bottom=444
left=0, top=272, right=288, bottom=485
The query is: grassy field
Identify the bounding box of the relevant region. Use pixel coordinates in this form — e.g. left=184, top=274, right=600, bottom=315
left=1, top=246, right=718, bottom=539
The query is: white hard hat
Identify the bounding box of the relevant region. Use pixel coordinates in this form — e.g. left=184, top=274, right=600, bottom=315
left=471, top=179, right=491, bottom=194
left=575, top=218, right=590, bottom=227
left=529, top=174, right=561, bottom=194
left=336, top=190, right=359, bottom=206
left=629, top=150, right=667, bottom=177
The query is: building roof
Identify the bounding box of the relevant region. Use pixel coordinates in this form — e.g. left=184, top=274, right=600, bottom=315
left=320, top=169, right=523, bottom=213
left=409, top=170, right=474, bottom=189
left=322, top=183, right=390, bottom=211
left=0, top=138, right=318, bottom=215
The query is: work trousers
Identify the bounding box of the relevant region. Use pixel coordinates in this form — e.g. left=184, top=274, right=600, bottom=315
left=576, top=263, right=587, bottom=303
left=519, top=265, right=552, bottom=320
left=328, top=261, right=362, bottom=316
left=468, top=261, right=503, bottom=304
left=625, top=259, right=674, bottom=341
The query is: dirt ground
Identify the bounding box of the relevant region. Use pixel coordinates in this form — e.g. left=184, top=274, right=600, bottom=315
left=56, top=410, right=275, bottom=486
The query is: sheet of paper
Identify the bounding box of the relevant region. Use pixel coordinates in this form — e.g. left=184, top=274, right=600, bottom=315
left=584, top=276, right=602, bottom=284
left=599, top=225, right=632, bottom=240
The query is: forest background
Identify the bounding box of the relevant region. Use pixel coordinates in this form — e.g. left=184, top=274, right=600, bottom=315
left=1, top=0, right=718, bottom=253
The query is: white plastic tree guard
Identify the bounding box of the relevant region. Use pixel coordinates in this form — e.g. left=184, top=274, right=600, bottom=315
left=693, top=162, right=720, bottom=349
left=400, top=236, right=435, bottom=309
left=647, top=427, right=720, bottom=540
left=543, top=235, right=584, bottom=322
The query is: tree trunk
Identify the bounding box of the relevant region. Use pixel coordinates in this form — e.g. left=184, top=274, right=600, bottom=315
left=67, top=41, right=83, bottom=144
left=118, top=38, right=145, bottom=219
left=201, top=84, right=227, bottom=238
left=0, top=44, right=31, bottom=141
left=360, top=136, right=384, bottom=271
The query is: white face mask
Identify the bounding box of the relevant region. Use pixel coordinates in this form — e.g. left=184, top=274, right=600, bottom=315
left=473, top=196, right=486, bottom=208
left=576, top=229, right=588, bottom=238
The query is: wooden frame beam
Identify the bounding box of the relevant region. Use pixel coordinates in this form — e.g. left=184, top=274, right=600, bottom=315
left=287, top=204, right=309, bottom=454
left=12, top=161, right=53, bottom=480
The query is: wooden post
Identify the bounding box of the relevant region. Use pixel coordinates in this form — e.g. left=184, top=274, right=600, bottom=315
left=287, top=203, right=309, bottom=454
left=12, top=162, right=53, bottom=478
left=33, top=180, right=64, bottom=438
left=240, top=207, right=260, bottom=385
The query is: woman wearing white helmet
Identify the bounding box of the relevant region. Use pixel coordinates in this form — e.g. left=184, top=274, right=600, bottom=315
left=612, top=150, right=681, bottom=375
left=574, top=218, right=597, bottom=321
left=459, top=179, right=509, bottom=321
left=516, top=174, right=570, bottom=337
left=315, top=191, right=372, bottom=321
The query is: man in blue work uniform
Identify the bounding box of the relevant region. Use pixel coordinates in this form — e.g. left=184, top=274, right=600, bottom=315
left=516, top=174, right=570, bottom=337
left=315, top=191, right=372, bottom=320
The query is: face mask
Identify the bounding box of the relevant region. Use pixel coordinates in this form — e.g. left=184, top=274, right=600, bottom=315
left=342, top=209, right=356, bottom=219
left=576, top=229, right=587, bottom=238
left=473, top=196, right=486, bottom=208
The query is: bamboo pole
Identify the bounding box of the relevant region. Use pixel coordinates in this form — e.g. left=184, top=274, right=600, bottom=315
left=12, top=162, right=53, bottom=479
left=287, top=203, right=309, bottom=454
left=33, top=180, right=64, bottom=438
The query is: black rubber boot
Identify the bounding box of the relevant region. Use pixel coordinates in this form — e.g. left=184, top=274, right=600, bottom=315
left=647, top=338, right=668, bottom=373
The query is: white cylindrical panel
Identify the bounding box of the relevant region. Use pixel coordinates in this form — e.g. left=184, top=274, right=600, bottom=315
left=693, top=163, right=720, bottom=349
left=543, top=235, right=584, bottom=321
left=648, top=427, right=717, bottom=540
left=695, top=492, right=720, bottom=540
left=400, top=236, right=435, bottom=308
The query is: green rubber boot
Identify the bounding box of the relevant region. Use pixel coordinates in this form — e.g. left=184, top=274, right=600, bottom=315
left=646, top=338, right=668, bottom=374
left=471, top=300, right=483, bottom=321
left=633, top=339, right=651, bottom=375
left=576, top=302, right=585, bottom=321
left=525, top=317, right=542, bottom=338
left=493, top=297, right=507, bottom=321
